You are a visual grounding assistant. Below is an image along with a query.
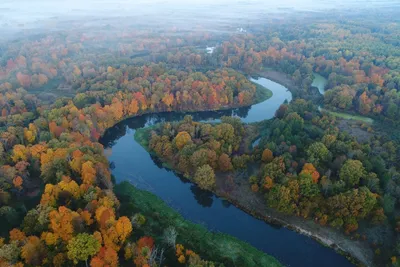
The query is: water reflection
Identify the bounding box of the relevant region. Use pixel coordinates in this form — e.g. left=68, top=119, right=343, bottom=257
left=190, top=185, right=214, bottom=208
left=101, top=107, right=249, bottom=147
left=221, top=199, right=231, bottom=208
left=233, top=105, right=250, bottom=118
left=149, top=153, right=166, bottom=170
left=100, top=77, right=354, bottom=267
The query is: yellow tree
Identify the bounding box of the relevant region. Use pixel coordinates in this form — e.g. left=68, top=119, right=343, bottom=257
left=95, top=206, right=116, bottom=228
left=23, top=129, right=35, bottom=144
left=262, top=149, right=273, bottom=163
left=30, top=144, right=46, bottom=158
left=194, top=165, right=216, bottom=190
left=58, top=176, right=80, bottom=199
left=111, top=98, right=124, bottom=121
left=300, top=163, right=320, bottom=183
left=80, top=210, right=94, bottom=226
left=70, top=149, right=84, bottom=173
left=9, top=228, right=26, bottom=243
left=40, top=149, right=54, bottom=166
left=81, top=161, right=96, bottom=185
left=174, top=131, right=192, bottom=150
left=11, top=145, right=29, bottom=162
left=40, top=183, right=60, bottom=206
left=128, top=99, right=139, bottom=115
left=115, top=216, right=132, bottom=243
left=162, top=93, right=174, bottom=108
left=264, top=176, right=274, bottom=190
left=101, top=226, right=120, bottom=251
left=67, top=233, right=100, bottom=266
left=49, top=206, right=79, bottom=242
left=41, top=231, right=58, bottom=246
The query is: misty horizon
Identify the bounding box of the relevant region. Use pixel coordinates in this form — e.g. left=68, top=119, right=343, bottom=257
left=1, top=0, right=399, bottom=34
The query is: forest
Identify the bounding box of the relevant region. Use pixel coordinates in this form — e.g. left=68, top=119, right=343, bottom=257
left=141, top=102, right=388, bottom=233
left=0, top=3, right=399, bottom=267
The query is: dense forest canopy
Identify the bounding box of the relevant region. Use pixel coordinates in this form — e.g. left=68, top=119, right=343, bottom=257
left=0, top=1, right=399, bottom=267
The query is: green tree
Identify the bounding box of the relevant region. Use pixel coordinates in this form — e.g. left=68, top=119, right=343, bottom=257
left=327, top=187, right=377, bottom=223
left=383, top=194, right=395, bottom=214
left=299, top=173, right=320, bottom=198
left=263, top=157, right=285, bottom=180
left=67, top=233, right=101, bottom=266
left=232, top=154, right=251, bottom=169
left=212, top=123, right=235, bottom=143
left=364, top=172, right=380, bottom=193
left=194, top=164, right=216, bottom=190
left=386, top=100, right=398, bottom=119
left=267, top=180, right=299, bottom=214
left=0, top=243, right=20, bottom=263
left=322, top=134, right=337, bottom=148
left=285, top=112, right=304, bottom=132
left=306, top=142, right=329, bottom=165
left=339, top=159, right=365, bottom=187
left=190, top=149, right=217, bottom=169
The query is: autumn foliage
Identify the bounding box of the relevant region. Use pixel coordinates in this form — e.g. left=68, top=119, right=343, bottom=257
left=0, top=11, right=398, bottom=266
left=262, top=149, right=273, bottom=163
left=300, top=163, right=320, bottom=183
left=174, top=131, right=192, bottom=150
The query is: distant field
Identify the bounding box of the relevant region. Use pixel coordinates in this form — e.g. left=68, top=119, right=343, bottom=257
left=321, top=108, right=374, bottom=124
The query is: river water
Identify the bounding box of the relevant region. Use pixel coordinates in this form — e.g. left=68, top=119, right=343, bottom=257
left=312, top=73, right=328, bottom=94
left=100, top=76, right=354, bottom=267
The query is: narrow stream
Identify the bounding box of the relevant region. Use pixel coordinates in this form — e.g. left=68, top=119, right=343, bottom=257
left=101, top=76, right=354, bottom=267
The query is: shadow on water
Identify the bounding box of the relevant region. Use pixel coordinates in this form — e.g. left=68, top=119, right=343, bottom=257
left=101, top=108, right=237, bottom=147
left=190, top=185, right=214, bottom=208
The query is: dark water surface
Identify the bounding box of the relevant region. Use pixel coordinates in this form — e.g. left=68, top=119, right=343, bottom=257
left=101, top=77, right=354, bottom=267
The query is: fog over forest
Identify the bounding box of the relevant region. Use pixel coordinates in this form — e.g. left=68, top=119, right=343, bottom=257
left=1, top=0, right=399, bottom=37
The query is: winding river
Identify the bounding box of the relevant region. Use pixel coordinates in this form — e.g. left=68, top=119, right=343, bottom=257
left=101, top=76, right=354, bottom=267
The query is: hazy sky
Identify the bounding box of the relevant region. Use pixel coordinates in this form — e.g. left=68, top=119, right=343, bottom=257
left=0, top=0, right=398, bottom=33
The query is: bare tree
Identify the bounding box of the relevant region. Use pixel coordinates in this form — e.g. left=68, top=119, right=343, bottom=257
left=163, top=226, right=178, bottom=248
left=148, top=247, right=165, bottom=267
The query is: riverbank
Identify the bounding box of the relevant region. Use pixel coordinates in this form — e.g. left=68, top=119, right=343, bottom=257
left=99, top=79, right=272, bottom=139
left=255, top=69, right=322, bottom=103
left=104, top=73, right=375, bottom=266
left=134, top=127, right=374, bottom=266
left=114, top=181, right=282, bottom=267
left=253, top=81, right=274, bottom=104
left=130, top=71, right=375, bottom=266
left=256, top=69, right=297, bottom=92
left=215, top=171, right=374, bottom=267
left=258, top=69, right=374, bottom=125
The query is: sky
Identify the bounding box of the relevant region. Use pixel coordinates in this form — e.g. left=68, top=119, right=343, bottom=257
left=0, top=0, right=398, bottom=34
